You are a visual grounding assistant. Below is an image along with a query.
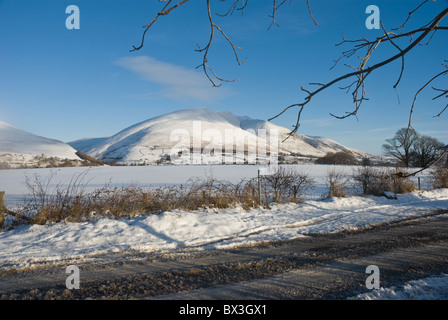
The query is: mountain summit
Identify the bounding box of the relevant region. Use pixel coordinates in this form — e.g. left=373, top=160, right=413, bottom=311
left=69, top=108, right=368, bottom=165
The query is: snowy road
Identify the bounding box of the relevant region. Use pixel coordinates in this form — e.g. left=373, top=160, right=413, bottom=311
left=2, top=212, right=448, bottom=300
left=154, top=215, right=448, bottom=300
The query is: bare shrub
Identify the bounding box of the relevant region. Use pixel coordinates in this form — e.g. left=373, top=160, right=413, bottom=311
left=18, top=167, right=316, bottom=226
left=262, top=166, right=314, bottom=204
left=353, top=166, right=415, bottom=197
left=87, top=183, right=155, bottom=219
left=24, top=170, right=91, bottom=224
left=324, top=169, right=350, bottom=198
left=164, top=176, right=237, bottom=211
left=430, top=165, right=448, bottom=189
left=238, top=179, right=260, bottom=210
left=388, top=168, right=415, bottom=194
left=353, top=166, right=389, bottom=196
left=353, top=165, right=377, bottom=196
left=21, top=171, right=245, bottom=224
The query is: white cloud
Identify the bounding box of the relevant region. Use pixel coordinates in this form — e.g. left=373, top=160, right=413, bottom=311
left=115, top=56, right=231, bottom=103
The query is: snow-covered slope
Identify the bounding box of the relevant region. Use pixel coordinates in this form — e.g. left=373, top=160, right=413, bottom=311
left=0, top=120, right=81, bottom=166
left=69, top=108, right=369, bottom=164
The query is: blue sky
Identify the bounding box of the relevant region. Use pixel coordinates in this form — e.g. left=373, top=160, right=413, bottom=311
left=0, top=0, right=447, bottom=155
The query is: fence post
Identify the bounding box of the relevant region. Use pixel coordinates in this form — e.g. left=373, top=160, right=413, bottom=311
left=258, top=169, right=262, bottom=206
left=418, top=177, right=421, bottom=191
left=0, top=191, right=5, bottom=229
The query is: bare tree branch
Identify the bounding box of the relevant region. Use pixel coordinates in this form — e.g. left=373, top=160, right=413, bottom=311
left=195, top=0, right=247, bottom=87
left=268, top=0, right=288, bottom=30
left=408, top=68, right=448, bottom=129
left=130, top=0, right=321, bottom=87
left=306, top=0, right=319, bottom=26
left=216, top=0, right=247, bottom=17
left=130, top=0, right=192, bottom=52
left=270, top=7, right=448, bottom=140
left=392, top=0, right=431, bottom=30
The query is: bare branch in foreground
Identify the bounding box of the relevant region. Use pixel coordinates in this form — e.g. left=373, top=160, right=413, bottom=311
left=269, top=7, right=448, bottom=141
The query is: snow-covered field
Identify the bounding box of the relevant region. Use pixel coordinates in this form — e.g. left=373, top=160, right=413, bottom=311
left=1, top=164, right=447, bottom=299
left=0, top=164, right=434, bottom=206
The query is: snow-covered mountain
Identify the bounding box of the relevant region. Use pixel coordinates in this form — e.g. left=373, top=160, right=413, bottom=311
left=69, top=108, right=369, bottom=165
left=0, top=120, right=81, bottom=168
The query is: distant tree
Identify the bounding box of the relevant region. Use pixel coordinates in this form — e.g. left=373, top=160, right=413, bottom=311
left=411, top=135, right=446, bottom=168
left=382, top=128, right=417, bottom=167
left=383, top=128, right=446, bottom=168
left=315, top=151, right=358, bottom=165
left=360, top=157, right=372, bottom=167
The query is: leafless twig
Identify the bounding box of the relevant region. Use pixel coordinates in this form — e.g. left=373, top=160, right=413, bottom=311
left=270, top=6, right=448, bottom=141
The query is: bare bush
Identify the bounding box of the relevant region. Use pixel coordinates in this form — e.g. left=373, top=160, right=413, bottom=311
left=353, top=166, right=388, bottom=196
left=86, top=184, right=155, bottom=219
left=324, top=169, right=350, bottom=199
left=181, top=176, right=238, bottom=210
left=353, top=165, right=376, bottom=195
left=237, top=179, right=260, bottom=210
left=16, top=167, right=315, bottom=226
left=18, top=171, right=266, bottom=225
left=430, top=165, right=448, bottom=189
left=262, top=166, right=315, bottom=204
left=388, top=168, right=416, bottom=194
left=353, top=166, right=415, bottom=197
left=24, top=170, right=91, bottom=224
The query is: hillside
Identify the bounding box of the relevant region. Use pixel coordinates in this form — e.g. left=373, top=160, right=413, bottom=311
left=0, top=120, right=81, bottom=168
left=69, top=108, right=369, bottom=165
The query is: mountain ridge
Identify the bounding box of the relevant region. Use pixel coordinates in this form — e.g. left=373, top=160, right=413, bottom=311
left=69, top=108, right=370, bottom=165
